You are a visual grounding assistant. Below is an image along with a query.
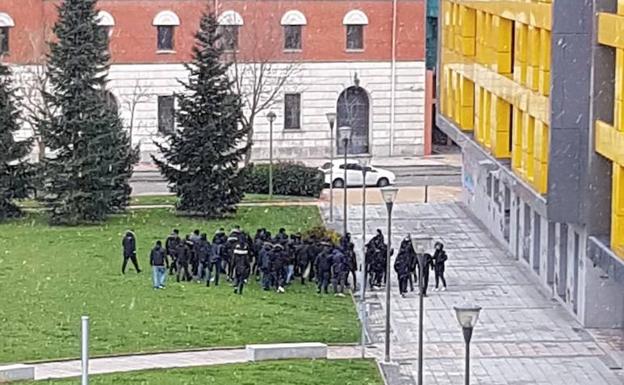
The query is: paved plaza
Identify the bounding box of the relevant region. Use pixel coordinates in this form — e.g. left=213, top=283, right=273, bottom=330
left=323, top=201, right=624, bottom=385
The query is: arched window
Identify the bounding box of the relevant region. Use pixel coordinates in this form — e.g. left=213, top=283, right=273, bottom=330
left=0, top=13, right=15, bottom=55
left=281, top=10, right=306, bottom=51
left=218, top=10, right=244, bottom=51
left=343, top=10, right=368, bottom=51
left=153, top=11, right=180, bottom=51
left=337, top=86, right=370, bottom=154
left=96, top=11, right=115, bottom=45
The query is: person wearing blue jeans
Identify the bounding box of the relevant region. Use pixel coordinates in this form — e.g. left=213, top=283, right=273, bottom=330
left=150, top=241, right=168, bottom=289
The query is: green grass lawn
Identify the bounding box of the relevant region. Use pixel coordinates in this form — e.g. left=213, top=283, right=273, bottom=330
left=0, top=207, right=359, bottom=364
left=23, top=360, right=382, bottom=385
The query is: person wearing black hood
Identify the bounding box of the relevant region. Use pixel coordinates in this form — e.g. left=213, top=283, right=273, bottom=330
left=433, top=241, right=448, bottom=291
left=271, top=243, right=287, bottom=293
left=165, top=229, right=181, bottom=275
left=275, top=228, right=289, bottom=243
left=314, top=241, right=333, bottom=294
left=259, top=242, right=274, bottom=290
left=394, top=237, right=412, bottom=297
left=122, top=231, right=141, bottom=274
left=232, top=244, right=251, bottom=294
left=367, top=230, right=387, bottom=288
left=207, top=230, right=224, bottom=287
left=175, top=235, right=192, bottom=282
left=149, top=240, right=168, bottom=289
left=197, top=233, right=212, bottom=282
left=330, top=246, right=348, bottom=296
left=340, top=233, right=357, bottom=289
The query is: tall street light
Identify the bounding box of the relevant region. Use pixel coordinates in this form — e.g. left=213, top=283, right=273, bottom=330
left=381, top=185, right=399, bottom=363
left=326, top=112, right=337, bottom=222
left=266, top=111, right=277, bottom=200
left=454, top=304, right=482, bottom=385
left=359, top=157, right=370, bottom=359
left=338, top=126, right=353, bottom=236
left=414, top=238, right=432, bottom=385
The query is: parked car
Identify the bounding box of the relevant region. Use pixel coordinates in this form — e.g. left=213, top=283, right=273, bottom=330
left=319, top=160, right=396, bottom=188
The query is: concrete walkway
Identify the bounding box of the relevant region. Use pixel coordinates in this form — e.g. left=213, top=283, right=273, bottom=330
left=32, top=346, right=362, bottom=380
left=322, top=201, right=624, bottom=385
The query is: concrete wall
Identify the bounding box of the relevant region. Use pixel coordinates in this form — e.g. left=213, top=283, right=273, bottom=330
left=11, top=60, right=425, bottom=164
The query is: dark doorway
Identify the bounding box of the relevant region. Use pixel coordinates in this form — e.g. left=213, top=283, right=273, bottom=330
left=337, top=86, right=370, bottom=155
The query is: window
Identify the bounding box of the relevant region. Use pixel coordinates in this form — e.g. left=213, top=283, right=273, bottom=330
left=218, top=10, right=244, bottom=52
left=96, top=11, right=114, bottom=48
left=220, top=25, right=239, bottom=51
left=284, top=25, right=301, bottom=50
left=346, top=25, right=363, bottom=50
left=0, top=27, right=8, bottom=55
left=281, top=10, right=306, bottom=51
left=284, top=93, right=301, bottom=129
left=153, top=10, right=180, bottom=52
left=157, top=26, right=174, bottom=51
left=343, top=10, right=368, bottom=51
left=158, top=96, right=175, bottom=134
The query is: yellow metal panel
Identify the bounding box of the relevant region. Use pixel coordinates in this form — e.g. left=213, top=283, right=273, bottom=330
left=615, top=49, right=624, bottom=108
left=612, top=164, right=624, bottom=258
left=491, top=98, right=511, bottom=158
left=514, top=23, right=528, bottom=86
left=597, top=13, right=624, bottom=49
left=512, top=107, right=523, bottom=169
left=484, top=90, right=492, bottom=148
left=460, top=6, right=477, bottom=37
left=460, top=76, right=475, bottom=130
left=461, top=36, right=476, bottom=56
left=450, top=0, right=552, bottom=30
left=596, top=120, right=624, bottom=165
left=525, top=114, right=535, bottom=183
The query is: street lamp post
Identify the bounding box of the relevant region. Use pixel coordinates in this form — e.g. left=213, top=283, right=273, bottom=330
left=414, top=238, right=431, bottom=385
left=381, top=186, right=399, bottom=363
left=326, top=113, right=337, bottom=222
left=266, top=111, right=277, bottom=200
left=454, top=304, right=482, bottom=385
left=338, top=126, right=353, bottom=236
left=359, top=158, right=369, bottom=359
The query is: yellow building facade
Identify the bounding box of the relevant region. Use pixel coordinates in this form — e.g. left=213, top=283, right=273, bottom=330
left=436, top=0, right=624, bottom=327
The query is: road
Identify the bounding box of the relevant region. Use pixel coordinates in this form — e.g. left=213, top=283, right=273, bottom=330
left=129, top=165, right=462, bottom=196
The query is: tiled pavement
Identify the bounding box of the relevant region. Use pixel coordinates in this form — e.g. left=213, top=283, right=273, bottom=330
left=322, top=201, right=624, bottom=385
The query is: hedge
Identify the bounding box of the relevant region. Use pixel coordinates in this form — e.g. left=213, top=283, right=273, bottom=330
left=243, top=162, right=325, bottom=198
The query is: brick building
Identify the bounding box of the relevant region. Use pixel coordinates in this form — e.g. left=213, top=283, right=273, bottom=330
left=0, top=0, right=426, bottom=164
left=437, top=0, right=624, bottom=328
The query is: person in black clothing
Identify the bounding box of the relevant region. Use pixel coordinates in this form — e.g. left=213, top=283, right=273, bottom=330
left=415, top=245, right=433, bottom=296
left=175, top=236, right=192, bottom=282
left=340, top=233, right=357, bottom=289
left=395, top=237, right=412, bottom=297
left=207, top=234, right=223, bottom=287
left=232, top=244, right=251, bottom=295
left=165, top=229, right=180, bottom=275
left=259, top=242, right=273, bottom=290
left=275, top=228, right=289, bottom=243
left=296, top=239, right=313, bottom=285
left=433, top=241, right=448, bottom=291
left=330, top=247, right=348, bottom=296
left=224, top=236, right=239, bottom=281
left=314, top=242, right=333, bottom=294
left=197, top=233, right=212, bottom=282
left=122, top=231, right=141, bottom=274
left=271, top=243, right=287, bottom=293
left=367, top=230, right=387, bottom=288
left=149, top=240, right=168, bottom=289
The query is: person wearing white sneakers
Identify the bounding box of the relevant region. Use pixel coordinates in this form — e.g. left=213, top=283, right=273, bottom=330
left=433, top=242, right=448, bottom=292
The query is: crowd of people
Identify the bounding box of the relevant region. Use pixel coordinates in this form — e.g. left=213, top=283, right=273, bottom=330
left=120, top=226, right=449, bottom=297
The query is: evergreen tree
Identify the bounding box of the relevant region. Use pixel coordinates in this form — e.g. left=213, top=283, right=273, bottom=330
left=153, top=13, right=248, bottom=217
left=0, top=63, right=33, bottom=220
left=42, top=0, right=138, bottom=224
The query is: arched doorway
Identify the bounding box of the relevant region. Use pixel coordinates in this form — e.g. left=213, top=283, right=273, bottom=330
left=336, top=86, right=369, bottom=155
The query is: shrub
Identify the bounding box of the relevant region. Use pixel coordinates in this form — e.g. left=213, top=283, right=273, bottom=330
left=301, top=226, right=341, bottom=245
left=243, top=162, right=325, bottom=198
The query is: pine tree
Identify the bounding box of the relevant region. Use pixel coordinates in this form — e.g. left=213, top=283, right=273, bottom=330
left=42, top=0, right=138, bottom=224
left=0, top=63, right=33, bottom=220
left=153, top=13, right=248, bottom=217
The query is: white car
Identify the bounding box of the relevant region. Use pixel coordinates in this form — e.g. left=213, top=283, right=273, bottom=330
left=319, top=160, right=396, bottom=188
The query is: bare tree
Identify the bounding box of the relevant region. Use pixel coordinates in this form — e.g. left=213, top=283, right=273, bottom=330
left=223, top=12, right=301, bottom=165
left=14, top=64, right=56, bottom=162
left=122, top=79, right=149, bottom=147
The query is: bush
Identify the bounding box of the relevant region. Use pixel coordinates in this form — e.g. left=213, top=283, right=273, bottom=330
left=243, top=162, right=325, bottom=198
left=301, top=225, right=341, bottom=245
